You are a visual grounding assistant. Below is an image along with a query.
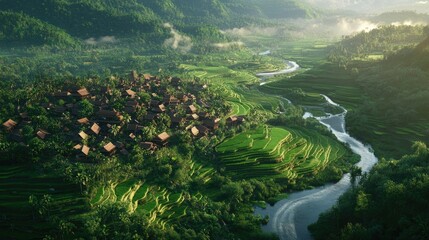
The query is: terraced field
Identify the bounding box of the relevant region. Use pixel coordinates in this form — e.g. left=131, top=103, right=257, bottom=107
left=216, top=125, right=348, bottom=180
left=227, top=97, right=252, bottom=116
left=0, top=165, right=88, bottom=239
left=90, top=162, right=214, bottom=228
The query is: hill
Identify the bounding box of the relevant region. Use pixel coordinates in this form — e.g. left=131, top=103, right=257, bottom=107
left=0, top=0, right=315, bottom=47
left=371, top=11, right=429, bottom=25
left=309, top=142, right=429, bottom=240
left=0, top=11, right=78, bottom=47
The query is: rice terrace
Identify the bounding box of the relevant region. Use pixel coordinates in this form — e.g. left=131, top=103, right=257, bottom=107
left=216, top=125, right=349, bottom=180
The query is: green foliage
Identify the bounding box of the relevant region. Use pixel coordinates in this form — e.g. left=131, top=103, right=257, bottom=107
left=309, top=142, right=429, bottom=240
left=77, top=99, right=94, bottom=118
left=328, top=25, right=428, bottom=68
left=0, top=0, right=314, bottom=48
left=0, top=11, right=78, bottom=47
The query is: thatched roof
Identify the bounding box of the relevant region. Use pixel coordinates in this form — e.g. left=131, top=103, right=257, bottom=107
left=77, top=88, right=90, bottom=97
left=126, top=89, right=136, bottom=98
left=156, top=132, right=170, bottom=142
left=73, top=144, right=82, bottom=150
left=36, top=129, right=49, bottom=140
left=103, top=142, right=116, bottom=152
left=81, top=145, right=90, bottom=156
left=3, top=119, right=17, bottom=130
left=90, top=123, right=101, bottom=135
left=191, top=127, right=199, bottom=136
left=188, top=105, right=197, bottom=113
left=227, top=116, right=238, bottom=123
left=78, top=131, right=89, bottom=139
left=77, top=117, right=90, bottom=125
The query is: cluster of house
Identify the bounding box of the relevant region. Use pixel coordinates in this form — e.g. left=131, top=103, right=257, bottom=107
left=2, top=71, right=245, bottom=160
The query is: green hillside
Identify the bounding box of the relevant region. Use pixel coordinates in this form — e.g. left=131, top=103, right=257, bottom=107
left=217, top=125, right=350, bottom=182
left=309, top=142, right=429, bottom=240
left=0, top=0, right=314, bottom=47
left=0, top=11, right=78, bottom=47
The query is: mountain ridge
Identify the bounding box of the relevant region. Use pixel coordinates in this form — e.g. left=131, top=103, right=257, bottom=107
left=0, top=0, right=315, bottom=47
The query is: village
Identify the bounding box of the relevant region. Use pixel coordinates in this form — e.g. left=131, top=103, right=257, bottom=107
left=2, top=71, right=245, bottom=161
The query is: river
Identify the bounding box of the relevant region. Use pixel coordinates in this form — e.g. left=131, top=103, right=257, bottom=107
left=254, top=61, right=378, bottom=240
left=257, top=60, right=300, bottom=86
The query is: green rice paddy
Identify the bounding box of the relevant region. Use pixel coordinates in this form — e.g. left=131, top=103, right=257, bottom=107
left=90, top=161, right=215, bottom=228
left=216, top=125, right=348, bottom=180
left=0, top=165, right=88, bottom=239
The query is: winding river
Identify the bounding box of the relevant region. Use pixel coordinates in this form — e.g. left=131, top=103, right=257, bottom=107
left=258, top=60, right=300, bottom=86
left=254, top=61, right=378, bottom=240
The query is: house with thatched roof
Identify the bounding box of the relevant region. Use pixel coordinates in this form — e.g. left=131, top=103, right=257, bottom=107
left=90, top=123, right=101, bottom=135
left=77, top=117, right=90, bottom=125
left=95, top=110, right=123, bottom=123
left=189, top=114, right=199, bottom=121
left=164, top=95, right=180, bottom=106
left=171, top=116, right=185, bottom=127
left=125, top=89, right=137, bottom=99
left=154, top=132, right=170, bottom=146
left=227, top=116, right=238, bottom=125
left=76, top=88, right=90, bottom=99
left=81, top=145, right=90, bottom=156
left=3, top=119, right=17, bottom=131
left=36, top=129, right=49, bottom=140
left=103, top=142, right=116, bottom=155
left=152, top=104, right=166, bottom=113
left=190, top=126, right=199, bottom=137
left=78, top=131, right=89, bottom=140
left=187, top=105, right=197, bottom=114
left=196, top=125, right=210, bottom=137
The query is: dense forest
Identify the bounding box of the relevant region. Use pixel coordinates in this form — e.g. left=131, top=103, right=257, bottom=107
left=0, top=0, right=314, bottom=47
left=309, top=142, right=429, bottom=240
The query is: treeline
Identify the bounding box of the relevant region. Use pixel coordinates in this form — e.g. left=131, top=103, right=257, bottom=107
left=309, top=142, right=429, bottom=240
left=328, top=25, right=429, bottom=68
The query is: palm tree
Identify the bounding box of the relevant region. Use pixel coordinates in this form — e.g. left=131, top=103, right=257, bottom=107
left=122, top=113, right=132, bottom=124
left=110, top=125, right=121, bottom=136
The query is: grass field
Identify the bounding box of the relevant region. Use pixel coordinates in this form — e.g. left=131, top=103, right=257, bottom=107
left=216, top=125, right=348, bottom=181
left=0, top=165, right=88, bottom=239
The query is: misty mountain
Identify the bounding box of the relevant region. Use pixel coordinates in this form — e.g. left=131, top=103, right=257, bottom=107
left=371, top=11, right=429, bottom=25
left=0, top=0, right=315, bottom=47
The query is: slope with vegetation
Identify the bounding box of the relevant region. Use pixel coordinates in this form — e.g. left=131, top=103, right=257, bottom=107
left=309, top=142, right=429, bottom=240
left=217, top=125, right=351, bottom=183
left=260, top=25, right=429, bottom=158
left=0, top=11, right=78, bottom=47
left=0, top=0, right=314, bottom=48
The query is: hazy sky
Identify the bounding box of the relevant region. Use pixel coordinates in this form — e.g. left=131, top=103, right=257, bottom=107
left=305, top=0, right=429, bottom=14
